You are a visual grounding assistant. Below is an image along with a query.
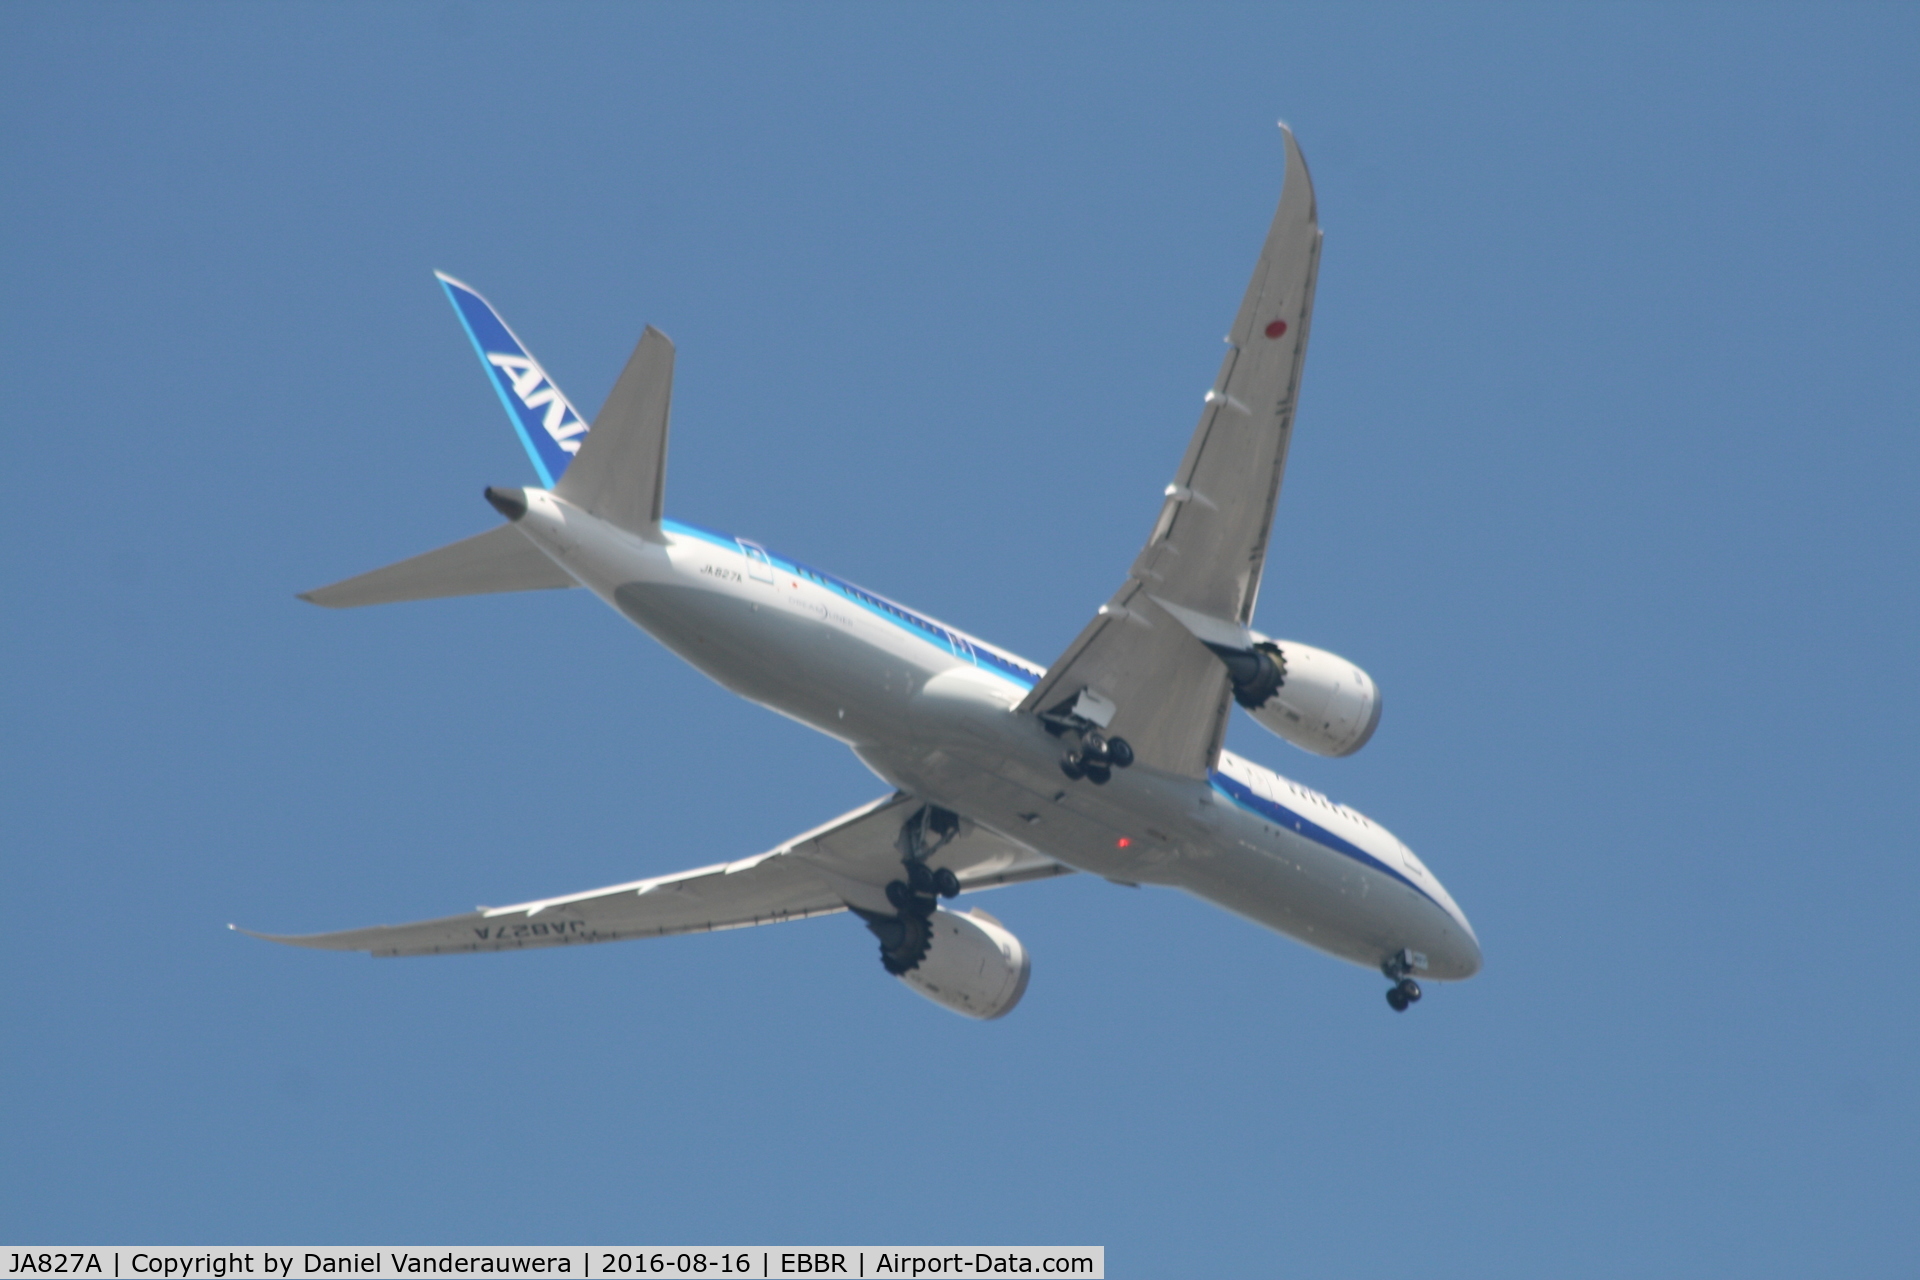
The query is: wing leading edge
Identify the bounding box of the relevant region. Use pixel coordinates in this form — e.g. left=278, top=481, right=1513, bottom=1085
left=235, top=795, right=1070, bottom=958
left=1018, top=125, right=1322, bottom=778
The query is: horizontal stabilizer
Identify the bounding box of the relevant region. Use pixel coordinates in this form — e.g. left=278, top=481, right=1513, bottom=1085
left=554, top=326, right=675, bottom=537
left=299, top=524, right=575, bottom=609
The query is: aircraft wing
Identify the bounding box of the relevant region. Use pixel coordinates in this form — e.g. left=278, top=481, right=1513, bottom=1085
left=235, top=794, right=1069, bottom=957
left=1017, top=125, right=1322, bottom=779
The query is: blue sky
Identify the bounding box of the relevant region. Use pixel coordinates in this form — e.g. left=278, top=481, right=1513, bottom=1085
left=4, top=4, right=1917, bottom=1274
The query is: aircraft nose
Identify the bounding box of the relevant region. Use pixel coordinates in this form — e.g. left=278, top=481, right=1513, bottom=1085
left=1434, top=914, right=1482, bottom=981
left=1454, top=929, right=1483, bottom=980
left=485, top=486, right=528, bottom=521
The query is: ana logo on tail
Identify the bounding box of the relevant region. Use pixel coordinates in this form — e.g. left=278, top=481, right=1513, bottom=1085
left=486, top=353, right=588, bottom=455
left=435, top=269, right=592, bottom=487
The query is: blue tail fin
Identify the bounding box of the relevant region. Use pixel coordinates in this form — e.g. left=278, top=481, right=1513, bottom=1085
left=436, top=271, right=590, bottom=487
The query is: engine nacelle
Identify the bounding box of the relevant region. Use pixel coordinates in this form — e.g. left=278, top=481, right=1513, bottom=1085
left=1216, top=638, right=1382, bottom=758
left=898, top=908, right=1031, bottom=1020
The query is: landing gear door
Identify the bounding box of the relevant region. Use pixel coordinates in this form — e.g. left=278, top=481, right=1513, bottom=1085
left=738, top=538, right=776, bottom=584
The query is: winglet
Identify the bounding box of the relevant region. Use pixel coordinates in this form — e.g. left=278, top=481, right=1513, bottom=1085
left=230, top=922, right=290, bottom=943
left=229, top=923, right=286, bottom=943
left=435, top=271, right=591, bottom=487
left=1275, top=122, right=1316, bottom=229
left=230, top=920, right=394, bottom=952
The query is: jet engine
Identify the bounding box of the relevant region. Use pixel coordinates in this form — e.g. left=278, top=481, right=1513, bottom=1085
left=896, top=908, right=1031, bottom=1020
left=1212, top=637, right=1382, bottom=758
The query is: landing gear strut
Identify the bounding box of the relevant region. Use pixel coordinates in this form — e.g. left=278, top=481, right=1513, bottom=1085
left=1381, top=949, right=1427, bottom=1013
left=861, top=804, right=965, bottom=975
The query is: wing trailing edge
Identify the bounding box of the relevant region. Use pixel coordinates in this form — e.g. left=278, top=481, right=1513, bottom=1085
left=234, top=794, right=1072, bottom=958
left=1017, top=124, right=1321, bottom=778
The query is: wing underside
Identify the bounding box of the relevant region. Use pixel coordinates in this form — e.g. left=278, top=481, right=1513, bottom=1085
left=237, top=794, right=1069, bottom=957
left=1133, top=128, right=1321, bottom=628
left=1018, top=125, right=1322, bottom=778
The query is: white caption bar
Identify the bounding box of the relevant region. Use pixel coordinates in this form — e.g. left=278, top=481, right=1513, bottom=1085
left=1, top=1250, right=1102, bottom=1280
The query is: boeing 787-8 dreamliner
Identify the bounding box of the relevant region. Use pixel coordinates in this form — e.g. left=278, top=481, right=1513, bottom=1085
left=239, top=126, right=1480, bottom=1018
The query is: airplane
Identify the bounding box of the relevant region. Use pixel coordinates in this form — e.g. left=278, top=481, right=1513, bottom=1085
left=237, top=125, right=1481, bottom=1018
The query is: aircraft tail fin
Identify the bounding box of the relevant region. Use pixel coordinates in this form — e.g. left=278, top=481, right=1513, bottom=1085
left=300, top=278, right=674, bottom=609
left=438, top=270, right=675, bottom=538
left=299, top=524, right=575, bottom=609
left=436, top=271, right=592, bottom=487
left=554, top=326, right=675, bottom=538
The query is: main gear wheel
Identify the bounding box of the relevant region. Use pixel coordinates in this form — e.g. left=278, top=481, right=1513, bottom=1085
left=863, top=803, right=970, bottom=975
left=1060, top=731, right=1133, bottom=783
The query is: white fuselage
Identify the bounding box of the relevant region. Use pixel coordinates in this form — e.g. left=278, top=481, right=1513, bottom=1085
left=513, top=488, right=1481, bottom=983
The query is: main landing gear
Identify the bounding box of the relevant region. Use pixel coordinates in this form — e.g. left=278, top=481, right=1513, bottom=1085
left=1039, top=691, right=1135, bottom=785
left=859, top=804, right=965, bottom=975
left=1381, top=948, right=1428, bottom=1013
left=1058, top=730, right=1135, bottom=785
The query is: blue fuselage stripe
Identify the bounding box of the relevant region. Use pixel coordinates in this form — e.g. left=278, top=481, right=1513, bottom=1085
left=1208, top=772, right=1442, bottom=908
left=662, top=519, right=1042, bottom=688
left=660, top=518, right=1437, bottom=907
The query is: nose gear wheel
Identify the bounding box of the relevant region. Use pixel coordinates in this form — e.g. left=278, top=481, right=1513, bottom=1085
left=1380, top=950, right=1427, bottom=1012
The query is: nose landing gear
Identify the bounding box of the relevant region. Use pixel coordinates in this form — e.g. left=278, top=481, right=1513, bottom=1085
left=1381, top=948, right=1429, bottom=1013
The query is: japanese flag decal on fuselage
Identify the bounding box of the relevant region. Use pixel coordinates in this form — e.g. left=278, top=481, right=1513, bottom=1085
left=436, top=270, right=590, bottom=487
